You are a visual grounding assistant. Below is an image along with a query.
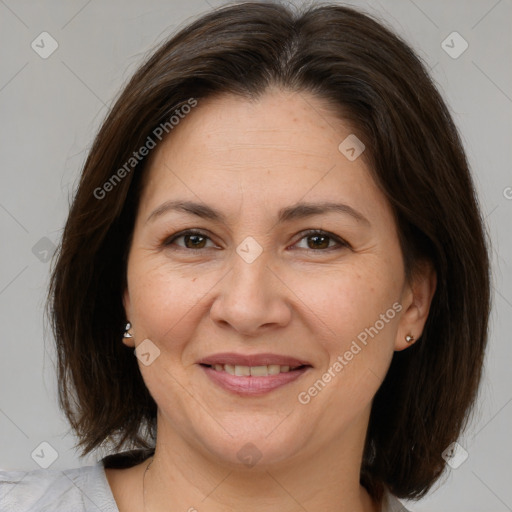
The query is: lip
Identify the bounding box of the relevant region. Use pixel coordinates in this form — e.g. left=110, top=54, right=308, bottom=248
left=200, top=365, right=310, bottom=396
left=197, top=352, right=312, bottom=396
left=197, top=352, right=311, bottom=367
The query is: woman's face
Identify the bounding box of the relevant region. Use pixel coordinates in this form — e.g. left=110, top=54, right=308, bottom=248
left=123, top=88, right=432, bottom=468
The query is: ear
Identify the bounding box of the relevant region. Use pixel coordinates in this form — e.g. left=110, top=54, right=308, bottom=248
left=122, top=287, right=135, bottom=348
left=395, top=260, right=437, bottom=351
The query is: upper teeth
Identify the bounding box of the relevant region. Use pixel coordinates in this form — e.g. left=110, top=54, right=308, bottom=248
left=212, top=364, right=297, bottom=376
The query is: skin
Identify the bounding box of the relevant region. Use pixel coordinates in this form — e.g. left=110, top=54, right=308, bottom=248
left=106, top=87, right=436, bottom=512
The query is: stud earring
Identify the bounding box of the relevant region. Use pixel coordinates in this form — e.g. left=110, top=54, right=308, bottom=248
left=123, top=322, right=133, bottom=338
left=405, top=334, right=415, bottom=344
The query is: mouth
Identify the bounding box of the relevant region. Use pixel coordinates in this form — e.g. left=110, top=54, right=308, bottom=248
left=199, top=363, right=308, bottom=376
left=197, top=353, right=312, bottom=396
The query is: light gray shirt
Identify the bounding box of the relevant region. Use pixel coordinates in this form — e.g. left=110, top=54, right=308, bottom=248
left=1, top=450, right=411, bottom=511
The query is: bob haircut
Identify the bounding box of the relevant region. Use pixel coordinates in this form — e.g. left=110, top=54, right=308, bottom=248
left=46, top=0, right=491, bottom=503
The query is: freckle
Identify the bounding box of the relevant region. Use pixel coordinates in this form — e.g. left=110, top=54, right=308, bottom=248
left=192, top=277, right=197, bottom=282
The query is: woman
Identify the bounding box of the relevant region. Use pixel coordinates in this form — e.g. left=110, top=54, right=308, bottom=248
left=0, top=2, right=490, bottom=511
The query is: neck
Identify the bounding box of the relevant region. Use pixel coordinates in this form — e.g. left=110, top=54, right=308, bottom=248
left=142, top=410, right=379, bottom=512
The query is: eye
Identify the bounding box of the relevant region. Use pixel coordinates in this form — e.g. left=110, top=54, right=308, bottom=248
left=292, top=229, right=350, bottom=252
left=163, top=228, right=349, bottom=252
left=164, top=230, right=216, bottom=250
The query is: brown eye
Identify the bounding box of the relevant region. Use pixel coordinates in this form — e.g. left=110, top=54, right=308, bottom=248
left=183, top=233, right=207, bottom=249
left=294, top=230, right=350, bottom=251
left=163, top=229, right=349, bottom=252
left=164, top=230, right=214, bottom=250
left=306, top=234, right=330, bottom=250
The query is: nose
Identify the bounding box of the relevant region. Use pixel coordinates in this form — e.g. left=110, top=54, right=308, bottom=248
left=209, top=248, right=292, bottom=337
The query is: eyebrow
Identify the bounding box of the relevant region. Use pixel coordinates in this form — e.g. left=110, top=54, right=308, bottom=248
left=145, top=200, right=371, bottom=226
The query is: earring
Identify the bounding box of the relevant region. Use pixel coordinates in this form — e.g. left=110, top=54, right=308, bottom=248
left=123, top=322, right=133, bottom=338
left=405, top=334, right=415, bottom=344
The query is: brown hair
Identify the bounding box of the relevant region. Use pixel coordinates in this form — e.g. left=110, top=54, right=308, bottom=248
left=46, top=0, right=491, bottom=502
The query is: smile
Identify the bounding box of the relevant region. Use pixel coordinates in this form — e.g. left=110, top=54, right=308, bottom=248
left=199, top=362, right=311, bottom=395
left=202, top=363, right=304, bottom=376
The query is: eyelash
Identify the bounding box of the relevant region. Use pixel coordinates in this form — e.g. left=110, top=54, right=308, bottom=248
left=163, top=229, right=351, bottom=253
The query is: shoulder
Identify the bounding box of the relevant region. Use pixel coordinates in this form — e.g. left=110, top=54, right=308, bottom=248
left=0, top=462, right=118, bottom=512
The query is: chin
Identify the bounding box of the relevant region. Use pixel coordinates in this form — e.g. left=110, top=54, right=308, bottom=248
left=196, top=424, right=311, bottom=471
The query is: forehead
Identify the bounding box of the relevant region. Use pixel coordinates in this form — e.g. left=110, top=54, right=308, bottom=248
left=138, top=88, right=387, bottom=223
left=171, top=88, right=352, bottom=156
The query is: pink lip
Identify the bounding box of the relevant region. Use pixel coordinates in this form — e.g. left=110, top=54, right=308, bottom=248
left=201, top=365, right=310, bottom=396
left=197, top=352, right=311, bottom=367
left=197, top=353, right=312, bottom=396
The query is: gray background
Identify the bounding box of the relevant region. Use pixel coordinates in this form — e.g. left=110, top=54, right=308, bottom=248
left=0, top=0, right=511, bottom=510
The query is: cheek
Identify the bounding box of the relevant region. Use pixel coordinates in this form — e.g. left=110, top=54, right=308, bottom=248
left=127, top=259, right=197, bottom=342
left=299, top=260, right=401, bottom=340
left=126, top=261, right=205, bottom=404
left=294, top=266, right=400, bottom=427
left=126, top=254, right=228, bottom=365
left=304, top=262, right=401, bottom=391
